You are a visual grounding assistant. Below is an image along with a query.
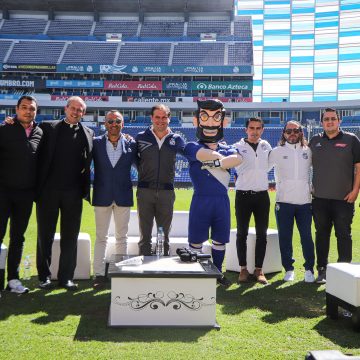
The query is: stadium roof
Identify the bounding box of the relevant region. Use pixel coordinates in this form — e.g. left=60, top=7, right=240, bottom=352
left=0, top=0, right=234, bottom=13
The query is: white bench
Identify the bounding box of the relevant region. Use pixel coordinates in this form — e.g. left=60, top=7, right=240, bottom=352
left=50, top=233, right=91, bottom=280
left=0, top=243, right=7, bottom=290
left=105, top=210, right=211, bottom=262
left=326, top=263, right=360, bottom=331
left=226, top=228, right=282, bottom=274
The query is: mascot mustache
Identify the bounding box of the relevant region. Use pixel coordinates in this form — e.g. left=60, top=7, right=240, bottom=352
left=196, top=124, right=224, bottom=144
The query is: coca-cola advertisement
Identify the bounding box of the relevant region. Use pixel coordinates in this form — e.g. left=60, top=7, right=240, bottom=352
left=104, top=81, right=162, bottom=90
left=51, top=95, right=109, bottom=102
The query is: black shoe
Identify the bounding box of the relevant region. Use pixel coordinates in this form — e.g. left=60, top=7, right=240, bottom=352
left=316, top=267, right=327, bottom=284
left=39, top=279, right=54, bottom=290
left=59, top=280, right=78, bottom=291
left=93, top=275, right=108, bottom=289
left=217, top=276, right=232, bottom=288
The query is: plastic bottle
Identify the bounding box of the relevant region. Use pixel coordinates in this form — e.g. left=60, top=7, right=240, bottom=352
left=155, top=227, right=164, bottom=256
left=23, top=255, right=31, bottom=280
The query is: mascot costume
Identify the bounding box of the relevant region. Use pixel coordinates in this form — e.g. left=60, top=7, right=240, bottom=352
left=183, top=99, right=242, bottom=287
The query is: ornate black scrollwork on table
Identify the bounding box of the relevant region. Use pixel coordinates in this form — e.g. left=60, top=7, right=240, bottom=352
left=114, top=291, right=216, bottom=311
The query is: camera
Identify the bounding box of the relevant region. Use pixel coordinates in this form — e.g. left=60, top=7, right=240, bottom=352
left=176, top=248, right=211, bottom=262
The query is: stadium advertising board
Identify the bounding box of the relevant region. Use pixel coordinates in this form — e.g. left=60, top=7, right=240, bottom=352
left=122, top=96, right=175, bottom=102
left=163, top=81, right=192, bottom=90
left=99, top=65, right=252, bottom=75
left=57, top=64, right=101, bottom=73
left=194, top=97, right=252, bottom=103
left=104, top=81, right=162, bottom=90
left=2, top=63, right=56, bottom=72
left=0, top=79, right=42, bottom=88
left=46, top=80, right=103, bottom=88
left=56, top=64, right=252, bottom=75
left=51, top=95, right=109, bottom=102
left=192, top=81, right=253, bottom=91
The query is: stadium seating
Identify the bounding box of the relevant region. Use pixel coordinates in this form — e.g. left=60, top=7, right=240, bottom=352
left=117, top=42, right=171, bottom=65
left=47, top=19, right=93, bottom=36
left=187, top=20, right=231, bottom=36
left=140, top=20, right=184, bottom=37
left=234, top=18, right=252, bottom=39
left=0, top=40, right=12, bottom=62
left=172, top=42, right=225, bottom=65
left=93, top=20, right=139, bottom=37
left=7, top=40, right=65, bottom=64
left=228, top=43, right=253, bottom=65
left=0, top=18, right=47, bottom=35
left=62, top=42, right=118, bottom=64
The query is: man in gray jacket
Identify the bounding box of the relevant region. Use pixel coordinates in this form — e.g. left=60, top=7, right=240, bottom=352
left=136, top=104, right=185, bottom=256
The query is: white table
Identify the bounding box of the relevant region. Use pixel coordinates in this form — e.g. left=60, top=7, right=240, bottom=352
left=108, top=256, right=222, bottom=329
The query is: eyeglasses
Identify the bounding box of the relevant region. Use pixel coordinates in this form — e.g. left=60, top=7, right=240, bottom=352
left=284, top=128, right=301, bottom=135
left=199, top=111, right=223, bottom=122
left=107, top=119, right=122, bottom=125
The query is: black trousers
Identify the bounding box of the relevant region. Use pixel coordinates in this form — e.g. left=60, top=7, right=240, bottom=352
left=235, top=190, right=270, bottom=268
left=312, top=197, right=354, bottom=269
left=36, top=186, right=83, bottom=283
left=0, top=188, right=34, bottom=281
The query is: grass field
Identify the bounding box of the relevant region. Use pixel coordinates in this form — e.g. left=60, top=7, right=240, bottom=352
left=0, top=189, right=359, bottom=360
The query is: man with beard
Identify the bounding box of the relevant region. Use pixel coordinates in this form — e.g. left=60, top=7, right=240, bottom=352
left=310, top=108, right=360, bottom=284
left=269, top=121, right=315, bottom=283
left=184, top=99, right=242, bottom=287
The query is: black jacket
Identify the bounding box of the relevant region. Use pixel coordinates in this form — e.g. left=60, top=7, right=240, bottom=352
left=0, top=120, right=43, bottom=190
left=37, top=120, right=93, bottom=202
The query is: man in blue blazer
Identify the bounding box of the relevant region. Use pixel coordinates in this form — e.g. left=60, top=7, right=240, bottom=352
left=92, top=110, right=137, bottom=286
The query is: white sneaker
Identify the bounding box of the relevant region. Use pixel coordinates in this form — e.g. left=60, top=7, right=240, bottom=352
left=7, top=279, right=29, bottom=294
left=304, top=270, right=315, bottom=283
left=283, top=270, right=295, bottom=281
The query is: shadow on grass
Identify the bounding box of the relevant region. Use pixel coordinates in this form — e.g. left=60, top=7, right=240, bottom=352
left=0, top=276, right=210, bottom=343
left=218, top=271, right=325, bottom=322
left=314, top=316, right=360, bottom=348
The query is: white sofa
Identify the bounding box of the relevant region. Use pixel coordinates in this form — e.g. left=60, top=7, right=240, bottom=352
left=50, top=233, right=92, bottom=280
left=226, top=228, right=282, bottom=274
left=326, top=263, right=360, bottom=331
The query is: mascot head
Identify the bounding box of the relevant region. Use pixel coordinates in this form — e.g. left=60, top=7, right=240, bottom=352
left=194, top=99, right=226, bottom=143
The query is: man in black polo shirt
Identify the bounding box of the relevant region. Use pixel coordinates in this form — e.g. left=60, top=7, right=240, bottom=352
left=0, top=95, right=43, bottom=294
left=310, top=108, right=360, bottom=283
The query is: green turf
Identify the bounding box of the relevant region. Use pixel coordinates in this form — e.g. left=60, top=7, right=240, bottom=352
left=0, top=189, right=359, bottom=360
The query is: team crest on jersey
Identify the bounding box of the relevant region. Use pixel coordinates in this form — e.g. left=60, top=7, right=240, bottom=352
left=283, top=156, right=288, bottom=159
left=275, top=203, right=280, bottom=211
left=302, top=153, right=308, bottom=159
left=261, top=143, right=267, bottom=150
left=137, top=140, right=152, bottom=152
left=315, top=143, right=321, bottom=147
left=169, top=138, right=175, bottom=146
left=242, top=149, right=247, bottom=153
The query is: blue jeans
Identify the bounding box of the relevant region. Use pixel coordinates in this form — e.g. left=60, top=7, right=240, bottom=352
left=275, top=202, right=315, bottom=272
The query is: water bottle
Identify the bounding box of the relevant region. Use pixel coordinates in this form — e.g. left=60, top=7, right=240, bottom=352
left=155, top=227, right=164, bottom=256
left=23, top=255, right=31, bottom=280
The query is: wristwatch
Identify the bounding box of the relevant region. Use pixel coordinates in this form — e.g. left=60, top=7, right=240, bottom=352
left=214, top=159, right=221, bottom=167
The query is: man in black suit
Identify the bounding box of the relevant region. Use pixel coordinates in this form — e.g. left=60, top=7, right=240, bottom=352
left=36, top=96, right=93, bottom=290
left=0, top=95, right=43, bottom=294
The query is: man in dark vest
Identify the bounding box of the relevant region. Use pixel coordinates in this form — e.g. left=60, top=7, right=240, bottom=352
left=0, top=95, right=43, bottom=294
left=36, top=96, right=93, bottom=291
left=92, top=110, right=137, bottom=287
